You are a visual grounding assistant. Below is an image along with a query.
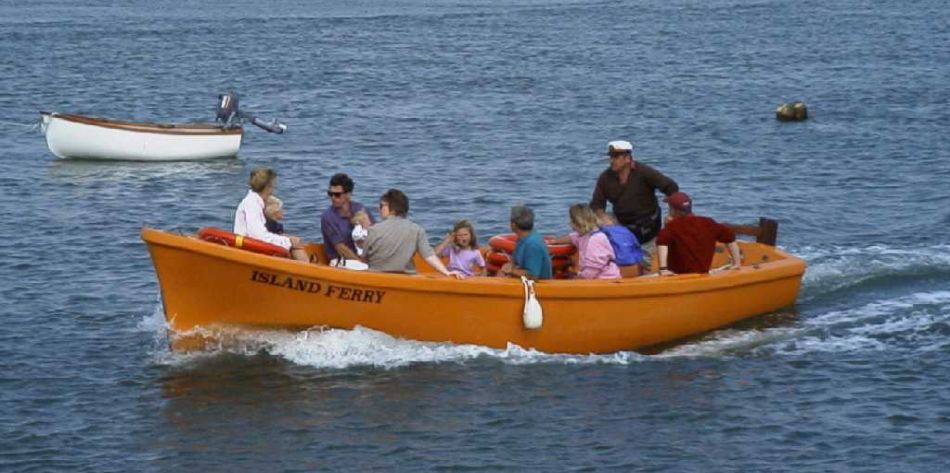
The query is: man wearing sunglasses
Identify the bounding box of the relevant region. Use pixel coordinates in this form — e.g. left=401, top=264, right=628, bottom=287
left=590, top=140, right=678, bottom=273
left=320, top=173, right=374, bottom=263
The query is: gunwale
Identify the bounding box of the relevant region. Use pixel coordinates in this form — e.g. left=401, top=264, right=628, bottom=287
left=144, top=228, right=803, bottom=298
left=41, top=112, right=242, bottom=136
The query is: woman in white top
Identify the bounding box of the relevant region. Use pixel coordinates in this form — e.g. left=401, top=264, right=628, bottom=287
left=234, top=167, right=309, bottom=262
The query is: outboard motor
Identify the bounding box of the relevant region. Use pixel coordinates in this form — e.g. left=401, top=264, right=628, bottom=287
left=216, top=92, right=240, bottom=126
left=215, top=91, right=287, bottom=134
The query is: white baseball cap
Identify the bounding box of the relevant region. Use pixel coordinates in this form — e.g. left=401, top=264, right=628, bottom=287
left=606, top=140, right=633, bottom=155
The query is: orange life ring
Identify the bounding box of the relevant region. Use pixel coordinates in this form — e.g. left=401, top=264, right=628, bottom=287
left=198, top=227, right=290, bottom=258
left=485, top=257, right=572, bottom=279
left=486, top=249, right=571, bottom=269
left=487, top=250, right=510, bottom=266
left=487, top=233, right=575, bottom=257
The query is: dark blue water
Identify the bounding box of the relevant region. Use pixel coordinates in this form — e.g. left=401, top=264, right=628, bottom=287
left=2, top=0, right=949, bottom=470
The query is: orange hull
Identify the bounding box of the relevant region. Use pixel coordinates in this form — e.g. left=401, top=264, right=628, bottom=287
left=142, top=228, right=805, bottom=354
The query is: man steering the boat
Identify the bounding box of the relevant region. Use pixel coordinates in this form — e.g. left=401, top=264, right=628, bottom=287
left=321, top=173, right=374, bottom=265
left=590, top=140, right=679, bottom=273
left=656, top=192, right=741, bottom=275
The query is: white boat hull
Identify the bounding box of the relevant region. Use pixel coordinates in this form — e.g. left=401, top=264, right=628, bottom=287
left=40, top=112, right=243, bottom=161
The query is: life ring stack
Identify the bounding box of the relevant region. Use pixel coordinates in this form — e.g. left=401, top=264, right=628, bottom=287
left=197, top=227, right=290, bottom=258
left=485, top=233, right=575, bottom=279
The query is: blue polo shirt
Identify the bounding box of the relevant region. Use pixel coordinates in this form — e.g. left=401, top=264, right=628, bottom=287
left=320, top=202, right=372, bottom=260
left=513, top=231, right=553, bottom=280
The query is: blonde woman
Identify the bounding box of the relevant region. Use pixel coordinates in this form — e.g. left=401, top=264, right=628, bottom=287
left=567, top=204, right=620, bottom=280
left=234, top=167, right=308, bottom=262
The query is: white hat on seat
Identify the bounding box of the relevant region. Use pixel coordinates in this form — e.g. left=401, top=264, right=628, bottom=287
left=606, top=140, right=633, bottom=155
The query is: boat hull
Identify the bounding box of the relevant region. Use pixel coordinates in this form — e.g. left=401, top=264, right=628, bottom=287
left=142, top=228, right=806, bottom=354
left=40, top=112, right=242, bottom=161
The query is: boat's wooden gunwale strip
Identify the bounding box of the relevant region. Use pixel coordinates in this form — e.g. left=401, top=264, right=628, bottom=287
left=51, top=113, right=242, bottom=136
left=725, top=217, right=779, bottom=246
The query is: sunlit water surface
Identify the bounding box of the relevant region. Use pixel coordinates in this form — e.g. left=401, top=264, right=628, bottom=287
left=1, top=0, right=949, bottom=470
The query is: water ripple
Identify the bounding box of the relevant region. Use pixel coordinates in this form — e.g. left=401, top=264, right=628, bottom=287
left=3, top=0, right=950, bottom=470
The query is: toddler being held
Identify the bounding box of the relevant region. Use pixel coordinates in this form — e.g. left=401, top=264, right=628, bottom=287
left=349, top=209, right=371, bottom=256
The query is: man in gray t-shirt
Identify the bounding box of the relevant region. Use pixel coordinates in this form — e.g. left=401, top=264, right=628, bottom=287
left=364, top=189, right=458, bottom=277
left=365, top=216, right=433, bottom=273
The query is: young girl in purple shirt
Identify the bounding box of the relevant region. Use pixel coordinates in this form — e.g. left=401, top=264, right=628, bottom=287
left=434, top=220, right=486, bottom=278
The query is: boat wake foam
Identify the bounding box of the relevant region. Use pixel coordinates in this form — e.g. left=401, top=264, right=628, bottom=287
left=264, top=327, right=645, bottom=369
left=661, top=290, right=950, bottom=358
left=140, top=305, right=646, bottom=368
left=766, top=289, right=950, bottom=356
left=792, top=242, right=950, bottom=300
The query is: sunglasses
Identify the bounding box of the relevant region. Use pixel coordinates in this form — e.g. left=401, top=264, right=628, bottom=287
left=327, top=191, right=345, bottom=198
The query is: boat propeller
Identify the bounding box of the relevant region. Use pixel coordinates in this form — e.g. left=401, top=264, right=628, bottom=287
left=216, top=92, right=287, bottom=134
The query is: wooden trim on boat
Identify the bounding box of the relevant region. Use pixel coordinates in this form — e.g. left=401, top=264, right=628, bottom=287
left=48, top=112, right=242, bottom=136
left=725, top=217, right=778, bottom=246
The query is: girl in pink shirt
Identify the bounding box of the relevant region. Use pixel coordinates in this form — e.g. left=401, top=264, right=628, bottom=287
left=567, top=204, right=621, bottom=280
left=434, top=220, right=487, bottom=277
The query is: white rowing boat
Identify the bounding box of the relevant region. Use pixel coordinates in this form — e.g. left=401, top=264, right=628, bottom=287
left=40, top=112, right=243, bottom=161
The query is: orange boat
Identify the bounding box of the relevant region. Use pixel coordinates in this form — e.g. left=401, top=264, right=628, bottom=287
left=141, top=219, right=805, bottom=354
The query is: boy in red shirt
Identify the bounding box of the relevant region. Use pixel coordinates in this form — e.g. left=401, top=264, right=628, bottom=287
left=656, top=192, right=741, bottom=275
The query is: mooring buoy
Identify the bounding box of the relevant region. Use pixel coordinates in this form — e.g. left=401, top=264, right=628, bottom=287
left=776, top=102, right=808, bottom=121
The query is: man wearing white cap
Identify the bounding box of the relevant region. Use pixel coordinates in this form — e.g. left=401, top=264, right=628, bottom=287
left=590, top=140, right=678, bottom=272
